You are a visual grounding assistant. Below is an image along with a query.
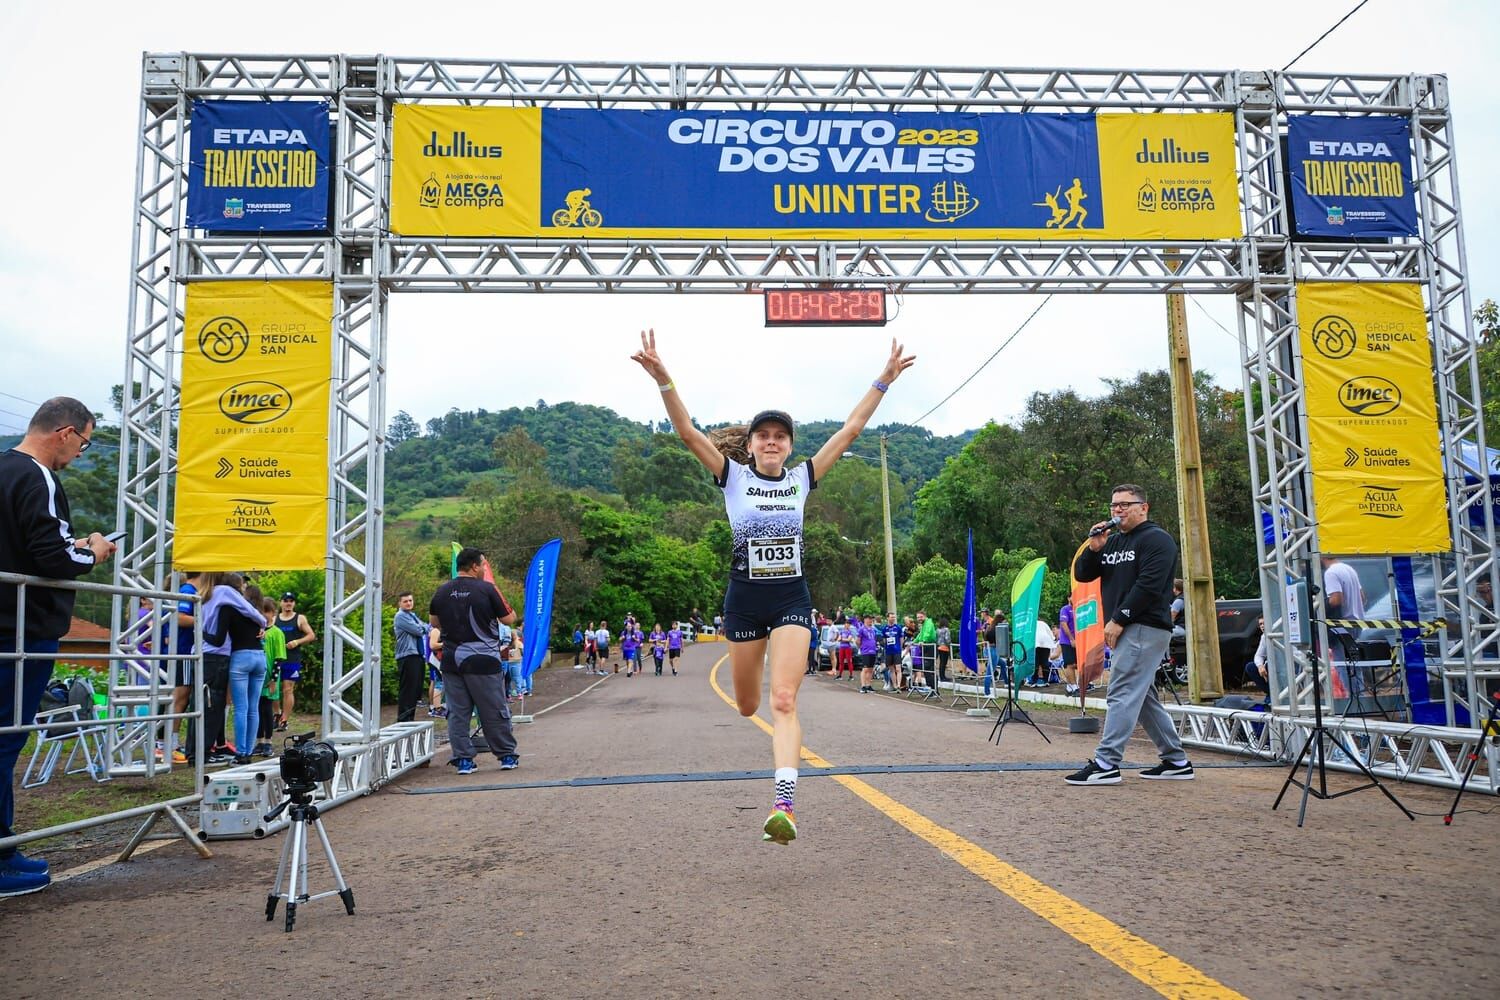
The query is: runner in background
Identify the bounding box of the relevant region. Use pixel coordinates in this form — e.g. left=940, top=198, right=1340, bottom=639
left=650, top=622, right=668, bottom=676
left=666, top=621, right=684, bottom=675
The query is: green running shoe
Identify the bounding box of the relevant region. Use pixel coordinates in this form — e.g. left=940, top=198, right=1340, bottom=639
left=761, top=808, right=797, bottom=845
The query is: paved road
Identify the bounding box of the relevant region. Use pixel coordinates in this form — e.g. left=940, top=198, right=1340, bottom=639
left=7, top=642, right=1498, bottom=998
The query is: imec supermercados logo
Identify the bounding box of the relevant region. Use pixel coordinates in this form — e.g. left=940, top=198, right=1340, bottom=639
left=1310, top=314, right=1357, bottom=360
left=198, top=316, right=250, bottom=363
left=219, top=381, right=293, bottom=424
left=1338, top=376, right=1402, bottom=417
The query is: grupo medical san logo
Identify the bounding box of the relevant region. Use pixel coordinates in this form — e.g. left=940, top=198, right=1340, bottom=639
left=198, top=316, right=251, bottom=363
left=1310, top=314, right=1357, bottom=360
left=219, top=381, right=293, bottom=424
left=1337, top=375, right=1402, bottom=417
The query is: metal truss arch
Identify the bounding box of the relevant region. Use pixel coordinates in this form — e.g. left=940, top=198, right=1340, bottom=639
left=115, top=55, right=1496, bottom=826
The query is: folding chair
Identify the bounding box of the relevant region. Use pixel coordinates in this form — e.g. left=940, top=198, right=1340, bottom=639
left=22, top=704, right=111, bottom=788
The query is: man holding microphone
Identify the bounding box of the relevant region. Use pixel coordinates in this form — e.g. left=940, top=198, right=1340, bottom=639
left=1065, top=484, right=1193, bottom=785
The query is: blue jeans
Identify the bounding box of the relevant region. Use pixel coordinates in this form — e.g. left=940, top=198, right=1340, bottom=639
left=504, top=661, right=527, bottom=697
left=1, top=637, right=59, bottom=857
left=228, top=648, right=266, bottom=753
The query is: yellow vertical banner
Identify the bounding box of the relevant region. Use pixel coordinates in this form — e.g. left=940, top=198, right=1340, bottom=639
left=1297, top=281, right=1449, bottom=553
left=176, top=281, right=332, bottom=570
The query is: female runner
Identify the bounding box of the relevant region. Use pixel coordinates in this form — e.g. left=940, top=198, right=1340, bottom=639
left=631, top=328, right=914, bottom=844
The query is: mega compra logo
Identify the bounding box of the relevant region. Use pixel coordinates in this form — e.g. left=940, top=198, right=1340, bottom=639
left=1337, top=375, right=1402, bottom=417
left=219, top=381, right=293, bottom=424
left=198, top=316, right=251, bottom=363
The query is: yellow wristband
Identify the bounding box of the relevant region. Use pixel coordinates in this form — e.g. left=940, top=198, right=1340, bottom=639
left=658, top=381, right=675, bottom=393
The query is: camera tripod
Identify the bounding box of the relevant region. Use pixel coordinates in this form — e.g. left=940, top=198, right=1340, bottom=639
left=1444, top=693, right=1500, bottom=826
left=264, top=785, right=355, bottom=932
left=990, top=642, right=1052, bottom=746
left=1273, top=648, right=1413, bottom=827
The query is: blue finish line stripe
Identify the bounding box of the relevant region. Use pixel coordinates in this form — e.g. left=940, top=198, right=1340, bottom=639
left=405, top=760, right=1277, bottom=795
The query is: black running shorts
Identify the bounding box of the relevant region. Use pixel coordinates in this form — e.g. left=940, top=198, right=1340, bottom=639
left=722, top=577, right=814, bottom=642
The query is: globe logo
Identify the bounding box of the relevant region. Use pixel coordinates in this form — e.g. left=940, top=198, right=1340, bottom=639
left=925, top=181, right=979, bottom=223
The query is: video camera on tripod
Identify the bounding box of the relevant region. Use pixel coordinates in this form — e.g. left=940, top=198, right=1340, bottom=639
left=276, top=731, right=339, bottom=795
left=264, top=732, right=354, bottom=932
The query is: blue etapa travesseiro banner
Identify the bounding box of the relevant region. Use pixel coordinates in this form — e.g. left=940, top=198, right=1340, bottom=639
left=187, top=100, right=330, bottom=232
left=1287, top=115, right=1417, bottom=237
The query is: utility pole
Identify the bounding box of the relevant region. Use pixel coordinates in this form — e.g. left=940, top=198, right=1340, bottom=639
left=1166, top=268, right=1223, bottom=701
left=880, top=433, right=897, bottom=615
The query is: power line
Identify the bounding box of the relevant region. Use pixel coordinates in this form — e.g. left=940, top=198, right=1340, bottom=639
left=907, top=295, right=1053, bottom=427
left=0, top=390, right=40, bottom=407
left=1282, top=0, right=1374, bottom=72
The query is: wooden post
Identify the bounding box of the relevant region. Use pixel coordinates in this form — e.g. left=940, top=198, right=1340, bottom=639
left=1166, top=274, right=1223, bottom=702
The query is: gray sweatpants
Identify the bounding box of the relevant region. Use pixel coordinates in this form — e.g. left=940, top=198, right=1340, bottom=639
left=443, top=669, right=517, bottom=759
left=1095, top=624, right=1186, bottom=769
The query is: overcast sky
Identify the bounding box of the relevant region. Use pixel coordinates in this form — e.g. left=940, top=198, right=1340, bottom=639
left=1, top=1, right=1494, bottom=441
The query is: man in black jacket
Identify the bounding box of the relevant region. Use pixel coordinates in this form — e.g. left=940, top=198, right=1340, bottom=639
left=429, top=547, right=519, bottom=775
left=1, top=397, right=117, bottom=895
left=1065, top=483, right=1193, bottom=785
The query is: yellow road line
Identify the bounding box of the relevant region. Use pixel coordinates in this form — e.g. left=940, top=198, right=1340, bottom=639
left=709, top=655, right=1245, bottom=1000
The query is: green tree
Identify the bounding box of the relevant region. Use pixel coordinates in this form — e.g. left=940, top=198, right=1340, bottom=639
left=802, top=521, right=866, bottom=611
left=979, top=547, right=1070, bottom=622
left=387, top=410, right=420, bottom=448
left=847, top=592, right=881, bottom=619
left=898, top=554, right=966, bottom=622
left=614, top=433, right=718, bottom=506
left=1477, top=299, right=1499, bottom=450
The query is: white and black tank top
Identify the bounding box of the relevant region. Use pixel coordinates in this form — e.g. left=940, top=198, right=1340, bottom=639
left=716, top=457, right=817, bottom=584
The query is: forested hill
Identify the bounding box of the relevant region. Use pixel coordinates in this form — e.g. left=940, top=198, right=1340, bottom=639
left=383, top=402, right=974, bottom=513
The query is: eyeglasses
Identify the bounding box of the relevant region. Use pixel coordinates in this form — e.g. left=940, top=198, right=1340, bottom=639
left=1109, top=500, right=1145, bottom=510
left=65, top=427, right=92, bottom=453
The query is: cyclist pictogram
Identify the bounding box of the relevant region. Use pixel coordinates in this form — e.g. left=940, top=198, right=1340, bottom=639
left=552, top=187, right=602, bottom=228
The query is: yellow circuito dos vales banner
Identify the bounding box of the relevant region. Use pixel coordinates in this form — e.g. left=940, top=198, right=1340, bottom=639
left=176, top=281, right=332, bottom=570
left=387, top=104, right=1240, bottom=240
left=1297, top=281, right=1449, bottom=554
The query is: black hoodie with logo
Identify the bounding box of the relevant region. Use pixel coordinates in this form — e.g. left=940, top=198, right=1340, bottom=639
left=1072, top=519, right=1178, bottom=632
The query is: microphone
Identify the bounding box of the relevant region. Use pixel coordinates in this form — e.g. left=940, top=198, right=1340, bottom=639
left=1089, top=516, right=1121, bottom=538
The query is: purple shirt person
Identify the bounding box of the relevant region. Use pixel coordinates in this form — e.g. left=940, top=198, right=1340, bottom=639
left=667, top=626, right=684, bottom=650
left=1057, top=602, right=1075, bottom=647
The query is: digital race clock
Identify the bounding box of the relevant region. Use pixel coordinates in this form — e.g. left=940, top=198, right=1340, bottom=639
left=763, top=289, right=888, bottom=327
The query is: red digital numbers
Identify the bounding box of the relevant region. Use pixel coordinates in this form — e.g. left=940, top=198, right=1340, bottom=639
left=764, top=289, right=887, bottom=327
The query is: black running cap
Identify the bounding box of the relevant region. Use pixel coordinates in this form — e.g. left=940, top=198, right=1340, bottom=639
left=748, top=409, right=795, bottom=441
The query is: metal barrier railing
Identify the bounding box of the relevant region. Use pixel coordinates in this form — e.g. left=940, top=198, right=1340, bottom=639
left=1, top=571, right=211, bottom=861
